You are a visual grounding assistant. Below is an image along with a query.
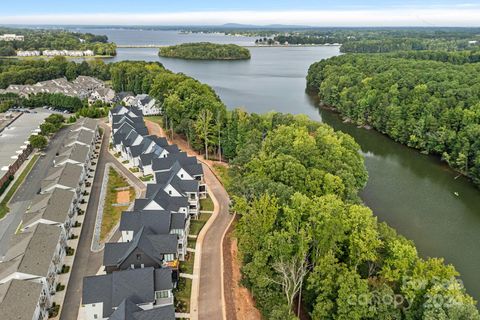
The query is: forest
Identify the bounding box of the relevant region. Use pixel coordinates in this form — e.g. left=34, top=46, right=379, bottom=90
left=0, top=27, right=116, bottom=56
left=307, top=54, right=480, bottom=187
left=158, top=42, right=251, bottom=60
left=0, top=58, right=478, bottom=319
left=102, top=60, right=479, bottom=319
left=250, top=28, right=480, bottom=53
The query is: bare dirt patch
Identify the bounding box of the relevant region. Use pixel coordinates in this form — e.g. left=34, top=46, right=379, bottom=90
left=116, top=190, right=130, bottom=203
left=223, top=220, right=262, bottom=320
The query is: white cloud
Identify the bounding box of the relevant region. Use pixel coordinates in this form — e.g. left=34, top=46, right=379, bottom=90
left=1, top=8, right=479, bottom=26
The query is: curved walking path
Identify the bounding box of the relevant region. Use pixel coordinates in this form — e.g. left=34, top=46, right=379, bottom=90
left=194, top=164, right=232, bottom=320
left=144, top=119, right=233, bottom=320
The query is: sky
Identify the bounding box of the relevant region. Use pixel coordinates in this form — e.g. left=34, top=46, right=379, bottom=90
left=1, top=1, right=480, bottom=26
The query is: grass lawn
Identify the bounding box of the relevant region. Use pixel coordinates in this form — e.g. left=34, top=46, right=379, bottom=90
left=189, top=212, right=211, bottom=236
left=0, top=154, right=40, bottom=219
left=139, top=174, right=153, bottom=182
left=145, top=115, right=164, bottom=126
left=200, top=196, right=214, bottom=211
left=213, top=164, right=231, bottom=188
left=100, top=167, right=134, bottom=241
left=181, top=252, right=195, bottom=275
left=173, top=277, right=192, bottom=313
left=187, top=238, right=197, bottom=250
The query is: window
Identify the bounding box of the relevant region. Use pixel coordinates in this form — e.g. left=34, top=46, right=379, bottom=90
left=136, top=253, right=142, bottom=261
left=164, top=254, right=175, bottom=261
left=94, top=315, right=98, bottom=319
left=180, top=174, right=184, bottom=178
left=155, top=290, right=170, bottom=299
left=168, top=190, right=172, bottom=195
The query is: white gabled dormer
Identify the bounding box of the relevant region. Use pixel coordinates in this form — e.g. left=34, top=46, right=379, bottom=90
left=143, top=201, right=164, bottom=211
left=160, top=149, right=169, bottom=158
left=132, top=135, right=144, bottom=146
left=163, top=184, right=182, bottom=197
left=176, top=168, right=193, bottom=180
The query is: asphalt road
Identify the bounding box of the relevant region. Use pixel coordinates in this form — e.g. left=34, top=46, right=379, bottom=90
left=60, top=122, right=145, bottom=320
left=198, top=164, right=233, bottom=320
left=0, top=126, right=70, bottom=256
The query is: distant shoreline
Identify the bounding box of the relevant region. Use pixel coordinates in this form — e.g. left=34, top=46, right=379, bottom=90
left=0, top=55, right=114, bottom=60
left=117, top=44, right=341, bottom=48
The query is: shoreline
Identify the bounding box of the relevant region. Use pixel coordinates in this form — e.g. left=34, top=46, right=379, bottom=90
left=117, top=44, right=341, bottom=48
left=0, top=55, right=115, bottom=60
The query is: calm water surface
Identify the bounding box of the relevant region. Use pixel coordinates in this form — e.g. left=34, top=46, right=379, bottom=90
left=85, top=29, right=480, bottom=300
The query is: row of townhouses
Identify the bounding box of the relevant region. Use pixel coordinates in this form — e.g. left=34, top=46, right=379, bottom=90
left=0, top=118, right=100, bottom=320
left=16, top=50, right=95, bottom=57
left=80, top=106, right=206, bottom=320
left=0, top=76, right=115, bottom=104
left=0, top=34, right=24, bottom=41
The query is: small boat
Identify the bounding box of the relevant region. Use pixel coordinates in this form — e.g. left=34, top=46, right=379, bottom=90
left=454, top=192, right=459, bottom=197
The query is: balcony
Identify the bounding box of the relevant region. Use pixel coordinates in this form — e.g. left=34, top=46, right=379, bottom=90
left=163, top=259, right=179, bottom=269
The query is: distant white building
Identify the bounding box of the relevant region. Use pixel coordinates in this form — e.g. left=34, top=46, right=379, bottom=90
left=42, top=50, right=95, bottom=57
left=0, top=34, right=24, bottom=41
left=16, top=50, right=41, bottom=57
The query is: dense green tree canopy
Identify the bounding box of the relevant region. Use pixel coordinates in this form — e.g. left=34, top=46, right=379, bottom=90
left=230, top=120, right=479, bottom=319
left=159, top=42, right=251, bottom=60
left=0, top=27, right=116, bottom=56
left=307, top=54, right=480, bottom=186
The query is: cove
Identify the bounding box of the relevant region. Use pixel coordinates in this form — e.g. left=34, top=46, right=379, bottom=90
left=82, top=31, right=480, bottom=301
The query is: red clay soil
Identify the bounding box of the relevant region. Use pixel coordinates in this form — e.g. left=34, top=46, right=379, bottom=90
left=223, top=220, right=262, bottom=320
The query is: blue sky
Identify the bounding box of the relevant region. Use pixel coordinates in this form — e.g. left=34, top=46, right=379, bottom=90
left=2, top=1, right=478, bottom=14
left=2, top=1, right=479, bottom=26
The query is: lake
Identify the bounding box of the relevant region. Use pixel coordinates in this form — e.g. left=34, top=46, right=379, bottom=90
left=78, top=28, right=480, bottom=301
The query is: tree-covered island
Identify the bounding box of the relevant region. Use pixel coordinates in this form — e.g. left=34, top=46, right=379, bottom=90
left=158, top=42, right=251, bottom=60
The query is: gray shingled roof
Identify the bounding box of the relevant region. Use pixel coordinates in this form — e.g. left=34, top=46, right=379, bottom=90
left=55, top=144, right=90, bottom=165
left=154, top=268, right=173, bottom=291
left=109, top=298, right=142, bottom=320
left=155, top=170, right=198, bottom=194
left=82, top=118, right=98, bottom=131
left=83, top=267, right=162, bottom=318
left=139, top=153, right=155, bottom=167
left=119, top=210, right=172, bottom=235
left=133, top=304, right=175, bottom=320
left=103, top=228, right=177, bottom=268
left=147, top=136, right=169, bottom=148
left=17, top=224, right=62, bottom=276
left=37, top=188, right=75, bottom=224
left=144, top=184, right=189, bottom=212
left=171, top=213, right=186, bottom=230
left=42, top=163, right=83, bottom=191
left=26, top=193, right=50, bottom=214
left=152, top=154, right=203, bottom=178
left=0, top=280, right=43, bottom=320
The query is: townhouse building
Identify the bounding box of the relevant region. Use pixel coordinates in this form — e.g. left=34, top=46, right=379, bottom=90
left=0, top=224, right=65, bottom=316
left=103, top=227, right=179, bottom=273
left=119, top=210, right=189, bottom=261
left=82, top=267, right=175, bottom=320
left=0, top=279, right=45, bottom=320
left=0, top=117, right=99, bottom=319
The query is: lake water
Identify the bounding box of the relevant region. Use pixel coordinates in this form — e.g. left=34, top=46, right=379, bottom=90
left=79, top=29, right=480, bottom=301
